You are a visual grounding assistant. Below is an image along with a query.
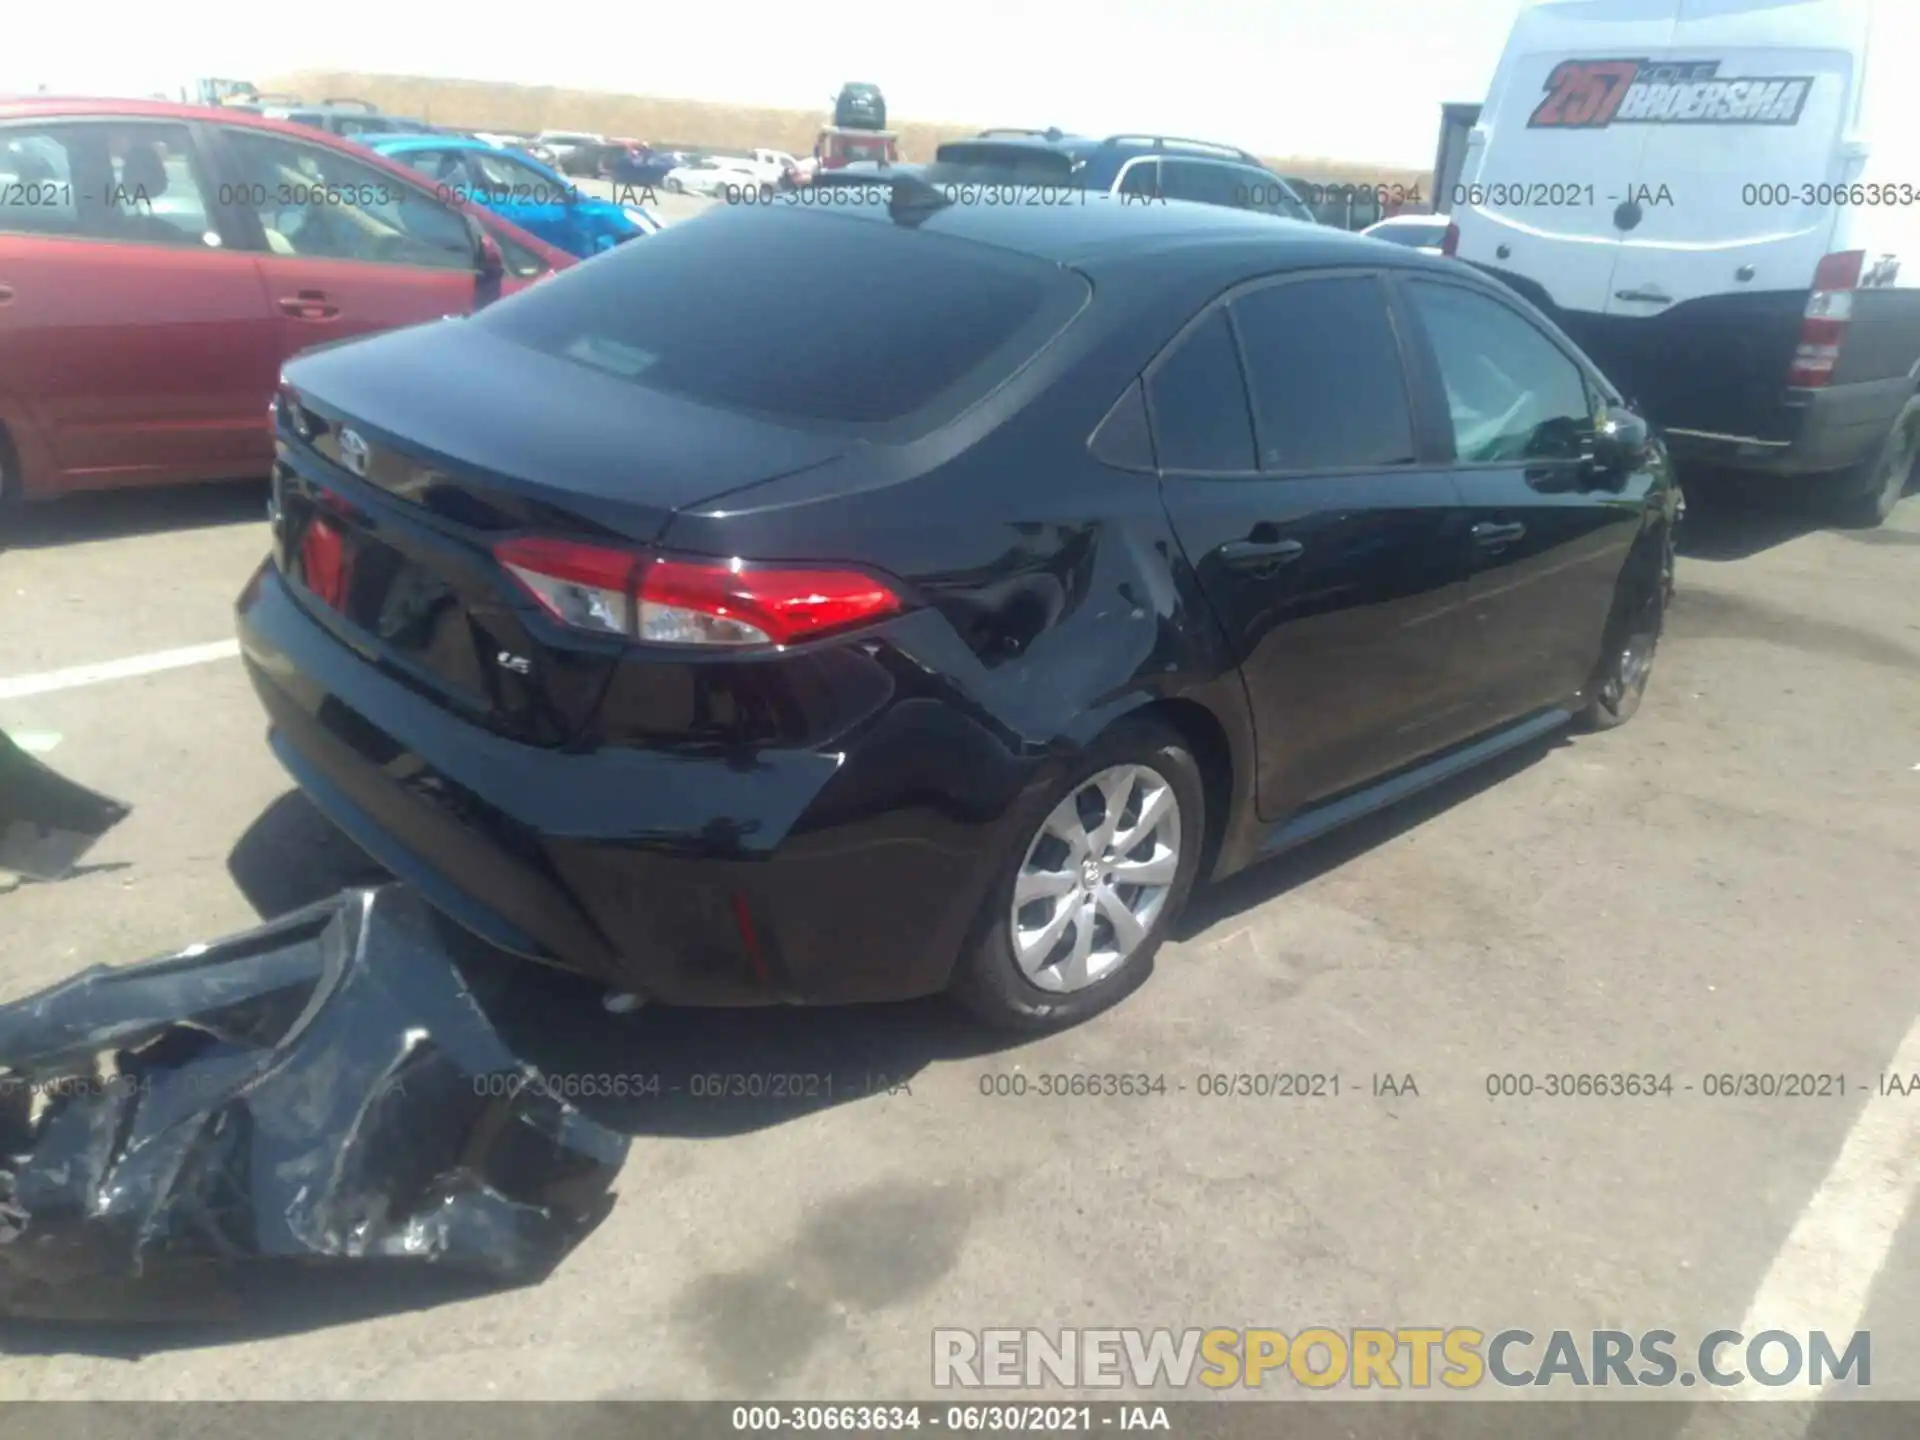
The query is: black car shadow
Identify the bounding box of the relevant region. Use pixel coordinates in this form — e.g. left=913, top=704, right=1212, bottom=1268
left=1178, top=729, right=1566, bottom=941
left=228, top=789, right=1009, bottom=1145
left=1677, top=463, right=1918, bottom=562
left=0, top=1266, right=505, bottom=1360
left=62, top=740, right=1570, bottom=1358
left=0, top=479, right=267, bottom=553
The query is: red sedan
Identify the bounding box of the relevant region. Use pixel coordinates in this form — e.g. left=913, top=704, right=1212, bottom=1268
left=0, top=97, right=577, bottom=504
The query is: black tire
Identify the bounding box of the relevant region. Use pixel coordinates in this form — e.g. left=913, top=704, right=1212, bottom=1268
left=1837, top=398, right=1920, bottom=528
left=0, top=429, right=22, bottom=528
left=1578, top=528, right=1672, bottom=731
left=950, top=716, right=1206, bottom=1033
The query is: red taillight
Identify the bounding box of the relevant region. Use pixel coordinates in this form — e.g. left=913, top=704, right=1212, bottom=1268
left=1789, top=250, right=1864, bottom=388
left=492, top=537, right=905, bottom=647
left=1440, top=222, right=1460, bottom=257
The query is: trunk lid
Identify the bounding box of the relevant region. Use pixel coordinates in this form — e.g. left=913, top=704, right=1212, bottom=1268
left=274, top=321, right=849, bottom=746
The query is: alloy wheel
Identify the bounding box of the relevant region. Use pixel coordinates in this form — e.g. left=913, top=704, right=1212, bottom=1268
left=1009, top=764, right=1182, bottom=994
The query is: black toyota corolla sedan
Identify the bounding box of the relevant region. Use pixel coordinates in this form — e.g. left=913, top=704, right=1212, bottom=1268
left=238, top=185, right=1678, bottom=1032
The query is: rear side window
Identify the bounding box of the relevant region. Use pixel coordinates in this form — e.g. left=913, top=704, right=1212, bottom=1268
left=1145, top=309, right=1255, bottom=472
left=1230, top=276, right=1416, bottom=471
left=0, top=122, right=215, bottom=247
left=478, top=207, right=1088, bottom=428
left=1159, top=160, right=1246, bottom=208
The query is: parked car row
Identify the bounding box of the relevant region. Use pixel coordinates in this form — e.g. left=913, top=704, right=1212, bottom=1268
left=0, top=96, right=576, bottom=504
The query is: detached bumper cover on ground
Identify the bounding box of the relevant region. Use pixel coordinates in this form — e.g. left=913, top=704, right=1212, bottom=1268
left=0, top=727, right=131, bottom=881
left=0, top=885, right=629, bottom=1320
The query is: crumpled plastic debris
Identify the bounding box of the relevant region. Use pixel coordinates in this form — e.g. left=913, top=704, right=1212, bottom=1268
left=0, top=885, right=630, bottom=1320
left=0, top=726, right=131, bottom=881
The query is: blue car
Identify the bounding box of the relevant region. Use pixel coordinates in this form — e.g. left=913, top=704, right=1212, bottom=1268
left=363, top=133, right=658, bottom=258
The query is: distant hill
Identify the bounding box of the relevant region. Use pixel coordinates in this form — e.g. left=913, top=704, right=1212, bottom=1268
left=264, top=72, right=1433, bottom=194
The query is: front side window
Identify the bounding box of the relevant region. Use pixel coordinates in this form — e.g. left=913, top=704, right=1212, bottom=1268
left=469, top=149, right=559, bottom=196
left=1404, top=280, right=1594, bottom=464
left=222, top=128, right=473, bottom=270
left=1231, top=276, right=1416, bottom=472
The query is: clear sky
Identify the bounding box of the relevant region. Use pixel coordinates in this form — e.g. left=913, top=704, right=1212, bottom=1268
left=8, top=0, right=1532, bottom=167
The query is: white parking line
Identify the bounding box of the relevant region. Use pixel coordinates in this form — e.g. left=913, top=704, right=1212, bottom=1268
left=0, top=639, right=241, bottom=700
left=1682, top=1011, right=1920, bottom=1423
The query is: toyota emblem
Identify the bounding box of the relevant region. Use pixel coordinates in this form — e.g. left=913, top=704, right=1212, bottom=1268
left=338, top=428, right=370, bottom=478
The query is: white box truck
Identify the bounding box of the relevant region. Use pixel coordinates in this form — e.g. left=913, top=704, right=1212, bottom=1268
left=1449, top=0, right=1920, bottom=524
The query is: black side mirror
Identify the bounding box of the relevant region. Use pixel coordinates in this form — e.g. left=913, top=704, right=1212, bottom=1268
left=1590, top=405, right=1651, bottom=472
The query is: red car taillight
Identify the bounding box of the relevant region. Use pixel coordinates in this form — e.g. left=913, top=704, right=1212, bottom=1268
left=492, top=537, right=905, bottom=647
left=1787, top=249, right=1864, bottom=388
left=1440, top=222, right=1460, bottom=257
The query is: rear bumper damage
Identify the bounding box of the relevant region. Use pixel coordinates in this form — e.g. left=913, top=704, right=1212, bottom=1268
left=238, top=560, right=1034, bottom=1007
left=0, top=885, right=628, bottom=1322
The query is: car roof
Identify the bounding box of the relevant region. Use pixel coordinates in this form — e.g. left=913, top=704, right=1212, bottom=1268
left=0, top=94, right=398, bottom=138
left=798, top=189, right=1460, bottom=273
left=364, top=132, right=492, bottom=153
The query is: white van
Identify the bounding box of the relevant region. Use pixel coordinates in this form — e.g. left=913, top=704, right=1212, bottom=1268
left=1450, top=0, right=1920, bottom=523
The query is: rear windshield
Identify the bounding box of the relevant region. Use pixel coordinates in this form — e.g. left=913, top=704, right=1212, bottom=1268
left=477, top=206, right=1088, bottom=429
left=1372, top=222, right=1446, bottom=249
left=933, top=142, right=1078, bottom=182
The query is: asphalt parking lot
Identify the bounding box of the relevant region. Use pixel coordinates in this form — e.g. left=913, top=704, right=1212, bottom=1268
left=0, top=221, right=1917, bottom=1410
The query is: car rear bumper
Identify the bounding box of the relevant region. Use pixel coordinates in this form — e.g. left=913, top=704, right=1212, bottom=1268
left=1659, top=377, right=1910, bottom=478
left=236, top=560, right=1033, bottom=1006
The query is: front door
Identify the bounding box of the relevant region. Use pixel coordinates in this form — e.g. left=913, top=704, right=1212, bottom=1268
left=1395, top=274, right=1652, bottom=723
left=1150, top=271, right=1481, bottom=822
left=208, top=125, right=483, bottom=366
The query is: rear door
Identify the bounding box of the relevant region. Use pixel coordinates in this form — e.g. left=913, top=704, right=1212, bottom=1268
left=1150, top=271, right=1480, bottom=822
left=0, top=117, right=280, bottom=492
left=207, top=124, right=485, bottom=365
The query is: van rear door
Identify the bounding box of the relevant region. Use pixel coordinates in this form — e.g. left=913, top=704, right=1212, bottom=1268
left=1454, top=2, right=1686, bottom=315
left=1595, top=6, right=1862, bottom=431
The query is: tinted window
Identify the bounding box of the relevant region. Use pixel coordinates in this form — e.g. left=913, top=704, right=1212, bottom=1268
left=478, top=208, right=1086, bottom=427
left=1116, top=158, right=1160, bottom=197
left=0, top=122, right=215, bottom=247
left=932, top=142, right=1076, bottom=182
left=1405, top=280, right=1594, bottom=464
left=222, top=129, right=473, bottom=270
left=1159, top=160, right=1247, bottom=208
left=1369, top=222, right=1447, bottom=249
left=469, top=148, right=561, bottom=195
left=1229, top=169, right=1314, bottom=222
left=1231, top=277, right=1415, bottom=471
left=1146, top=309, right=1255, bottom=472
